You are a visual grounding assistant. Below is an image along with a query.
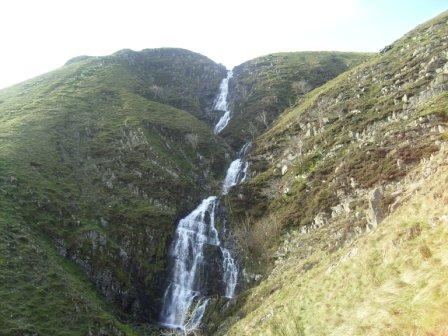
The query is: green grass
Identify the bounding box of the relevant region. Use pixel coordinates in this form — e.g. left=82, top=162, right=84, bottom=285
left=0, top=195, right=136, bottom=335
left=224, top=149, right=448, bottom=335
left=0, top=48, right=229, bottom=330
left=221, top=51, right=373, bottom=149
left=229, top=9, right=448, bottom=259
left=213, top=9, right=448, bottom=336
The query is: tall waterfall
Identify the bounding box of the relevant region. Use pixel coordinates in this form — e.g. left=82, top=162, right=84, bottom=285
left=214, top=70, right=233, bottom=134
left=160, top=70, right=247, bottom=331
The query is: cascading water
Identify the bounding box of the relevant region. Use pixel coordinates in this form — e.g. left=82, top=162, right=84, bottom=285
left=159, top=196, right=219, bottom=329
left=222, top=142, right=251, bottom=195
left=160, top=69, right=248, bottom=331
left=213, top=70, right=233, bottom=134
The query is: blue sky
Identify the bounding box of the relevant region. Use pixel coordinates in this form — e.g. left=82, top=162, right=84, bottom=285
left=334, top=0, right=447, bottom=51
left=0, top=0, right=446, bottom=89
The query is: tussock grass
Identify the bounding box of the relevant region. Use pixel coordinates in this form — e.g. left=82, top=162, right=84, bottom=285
left=226, top=148, right=448, bottom=336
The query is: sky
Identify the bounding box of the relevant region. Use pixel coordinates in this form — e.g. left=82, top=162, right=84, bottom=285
left=0, top=0, right=446, bottom=89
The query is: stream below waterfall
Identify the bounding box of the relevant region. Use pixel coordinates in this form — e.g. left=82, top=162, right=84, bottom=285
left=159, top=70, right=248, bottom=331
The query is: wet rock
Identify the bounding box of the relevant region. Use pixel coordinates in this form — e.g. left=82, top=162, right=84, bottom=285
left=202, top=244, right=225, bottom=296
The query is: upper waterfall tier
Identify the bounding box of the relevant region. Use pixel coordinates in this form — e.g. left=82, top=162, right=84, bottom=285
left=214, top=70, right=233, bottom=134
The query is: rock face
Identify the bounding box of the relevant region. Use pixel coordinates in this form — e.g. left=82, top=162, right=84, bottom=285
left=202, top=244, right=226, bottom=295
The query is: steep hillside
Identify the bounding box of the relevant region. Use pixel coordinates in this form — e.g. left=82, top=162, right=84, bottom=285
left=0, top=196, right=136, bottom=336
left=2, top=11, right=448, bottom=336
left=66, top=48, right=227, bottom=124
left=0, top=48, right=229, bottom=332
left=212, top=11, right=448, bottom=336
left=221, top=52, right=372, bottom=149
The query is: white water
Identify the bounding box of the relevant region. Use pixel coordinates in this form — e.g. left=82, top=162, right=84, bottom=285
left=214, top=70, right=233, bottom=134
left=222, top=159, right=244, bottom=195
left=221, top=247, right=238, bottom=298
left=160, top=69, right=247, bottom=331
left=187, top=298, right=210, bottom=330
left=160, top=197, right=219, bottom=329
left=222, top=142, right=251, bottom=194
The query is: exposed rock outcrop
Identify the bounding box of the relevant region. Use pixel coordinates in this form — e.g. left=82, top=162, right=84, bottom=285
left=367, top=187, right=384, bottom=228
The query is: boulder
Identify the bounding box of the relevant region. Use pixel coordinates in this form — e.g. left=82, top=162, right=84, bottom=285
left=367, top=187, right=384, bottom=228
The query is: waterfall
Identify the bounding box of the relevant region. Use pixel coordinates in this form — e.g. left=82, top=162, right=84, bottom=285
left=159, top=196, right=219, bottom=329
left=222, top=143, right=251, bottom=195
left=159, top=69, right=248, bottom=331
left=214, top=70, right=233, bottom=134
left=221, top=247, right=238, bottom=298
left=222, top=159, right=244, bottom=195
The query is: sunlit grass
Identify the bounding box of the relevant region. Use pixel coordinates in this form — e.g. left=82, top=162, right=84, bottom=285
left=227, top=148, right=448, bottom=336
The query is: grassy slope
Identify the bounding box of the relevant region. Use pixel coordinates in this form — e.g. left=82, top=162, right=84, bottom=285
left=0, top=49, right=229, bottom=332
left=0, top=196, right=135, bottom=336
left=225, top=146, right=448, bottom=336
left=221, top=51, right=372, bottom=149
left=214, top=10, right=448, bottom=336
left=67, top=47, right=227, bottom=123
